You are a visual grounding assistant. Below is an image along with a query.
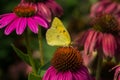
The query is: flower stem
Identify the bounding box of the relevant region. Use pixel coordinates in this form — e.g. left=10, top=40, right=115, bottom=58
left=95, top=54, right=103, bottom=80
left=25, top=28, right=37, bottom=74
left=38, top=27, right=44, bottom=66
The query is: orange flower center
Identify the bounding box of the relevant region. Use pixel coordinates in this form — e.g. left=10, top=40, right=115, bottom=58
left=14, top=6, right=36, bottom=17
left=51, top=47, right=83, bottom=72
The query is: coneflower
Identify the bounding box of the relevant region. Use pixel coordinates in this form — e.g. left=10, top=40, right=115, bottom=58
left=21, top=0, right=63, bottom=22
left=43, top=47, right=91, bottom=80
left=0, top=3, right=48, bottom=35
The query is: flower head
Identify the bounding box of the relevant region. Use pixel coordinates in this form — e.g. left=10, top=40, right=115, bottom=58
left=43, top=47, right=91, bottom=80
left=0, top=3, right=48, bottom=35
left=21, top=0, right=63, bottom=22
left=78, top=14, right=120, bottom=57
left=90, top=0, right=120, bottom=22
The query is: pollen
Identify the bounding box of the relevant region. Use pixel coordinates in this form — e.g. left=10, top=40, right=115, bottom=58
left=92, top=14, right=119, bottom=35
left=14, top=6, right=36, bottom=17
left=51, top=47, right=83, bottom=72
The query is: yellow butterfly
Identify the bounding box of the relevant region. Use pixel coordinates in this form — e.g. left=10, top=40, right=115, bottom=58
left=46, top=17, right=71, bottom=46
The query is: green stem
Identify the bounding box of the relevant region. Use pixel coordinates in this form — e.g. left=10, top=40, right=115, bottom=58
left=95, top=54, right=103, bottom=80
left=25, top=28, right=37, bottom=74
left=38, top=27, right=44, bottom=66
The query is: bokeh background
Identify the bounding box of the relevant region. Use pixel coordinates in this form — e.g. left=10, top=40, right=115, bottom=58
left=0, top=0, right=103, bottom=80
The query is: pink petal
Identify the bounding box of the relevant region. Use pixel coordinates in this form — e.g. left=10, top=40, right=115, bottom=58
left=16, top=18, right=27, bottom=35
left=64, top=71, right=72, bottom=80
left=46, top=0, right=63, bottom=17
left=0, top=13, right=13, bottom=18
left=0, top=13, right=17, bottom=28
left=96, top=3, right=104, bottom=13
left=55, top=72, right=63, bottom=80
left=89, top=31, right=98, bottom=53
left=77, top=66, right=91, bottom=80
left=37, top=3, right=52, bottom=22
left=55, top=71, right=72, bottom=80
left=108, top=34, right=117, bottom=57
left=4, top=19, right=18, bottom=35
left=114, top=66, right=120, bottom=80
left=97, top=32, right=103, bottom=46
left=114, top=5, right=120, bottom=20
left=104, top=2, right=117, bottom=13
left=33, top=16, right=48, bottom=28
left=27, top=18, right=38, bottom=34
left=90, top=2, right=100, bottom=17
left=84, top=29, right=95, bottom=54
left=102, top=34, right=116, bottom=57
left=80, top=30, right=91, bottom=46
left=72, top=71, right=81, bottom=79
left=43, top=66, right=57, bottom=80
left=102, top=34, right=109, bottom=56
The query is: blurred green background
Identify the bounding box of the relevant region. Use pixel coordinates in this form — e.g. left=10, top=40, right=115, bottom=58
left=0, top=0, right=93, bottom=80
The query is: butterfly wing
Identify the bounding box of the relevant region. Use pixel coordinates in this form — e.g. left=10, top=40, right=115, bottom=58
left=46, top=17, right=71, bottom=46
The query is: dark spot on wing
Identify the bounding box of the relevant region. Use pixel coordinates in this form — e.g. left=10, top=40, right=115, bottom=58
left=63, top=30, right=66, bottom=33
left=55, top=26, right=57, bottom=29
left=57, top=35, right=60, bottom=38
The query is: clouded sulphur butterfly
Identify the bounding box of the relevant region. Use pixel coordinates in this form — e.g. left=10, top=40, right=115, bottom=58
left=46, top=17, right=71, bottom=46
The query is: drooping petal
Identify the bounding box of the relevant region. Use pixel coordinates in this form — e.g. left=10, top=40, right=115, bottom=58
left=84, top=29, right=95, bottom=54
left=46, top=0, right=63, bottom=17
left=96, top=3, right=104, bottom=14
left=80, top=30, right=91, bottom=46
left=89, top=31, right=98, bottom=54
left=27, top=17, right=38, bottom=34
left=104, top=2, right=117, bottom=14
left=102, top=34, right=110, bottom=57
left=16, top=17, right=27, bottom=35
left=113, top=65, right=120, bottom=80
left=0, top=13, right=17, bottom=28
left=33, top=16, right=48, bottom=28
left=90, top=2, right=100, bottom=17
left=4, top=18, right=18, bottom=35
left=102, top=33, right=116, bottom=57
left=96, top=32, right=103, bottom=47
left=37, top=3, right=51, bottom=22
left=108, top=34, right=117, bottom=57
left=90, top=0, right=117, bottom=17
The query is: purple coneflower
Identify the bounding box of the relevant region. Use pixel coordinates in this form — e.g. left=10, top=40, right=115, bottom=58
left=22, top=0, right=63, bottom=22
left=43, top=47, right=91, bottom=80
left=81, top=14, right=120, bottom=57
left=0, top=3, right=48, bottom=35
left=90, top=0, right=120, bottom=19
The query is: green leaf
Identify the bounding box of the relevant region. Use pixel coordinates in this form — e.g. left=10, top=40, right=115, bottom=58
left=11, top=44, right=41, bottom=70
left=28, top=73, right=41, bottom=80
left=38, top=61, right=51, bottom=77
left=39, top=70, right=46, bottom=78
left=40, top=61, right=51, bottom=70
left=11, top=44, right=30, bottom=65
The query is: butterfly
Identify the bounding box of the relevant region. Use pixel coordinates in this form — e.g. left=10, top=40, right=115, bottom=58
left=46, top=17, right=71, bottom=46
